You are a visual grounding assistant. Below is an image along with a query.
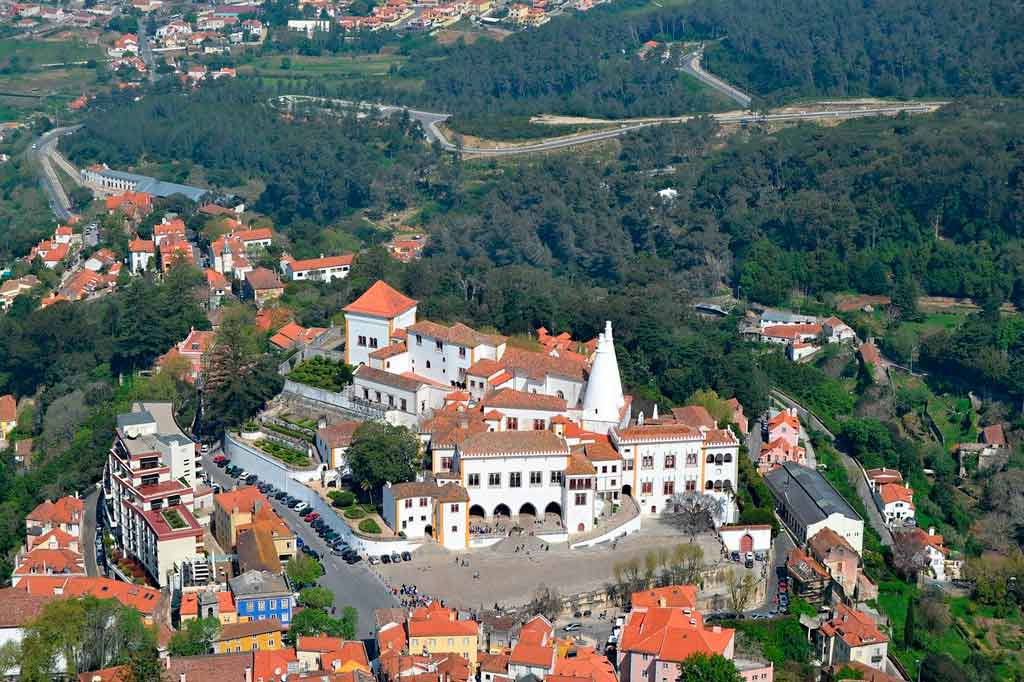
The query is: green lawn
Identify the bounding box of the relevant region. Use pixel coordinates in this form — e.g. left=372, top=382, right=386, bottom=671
left=0, top=39, right=102, bottom=113
left=239, top=53, right=408, bottom=78
left=0, top=38, right=100, bottom=63
left=255, top=438, right=311, bottom=467
left=288, top=356, right=352, bottom=393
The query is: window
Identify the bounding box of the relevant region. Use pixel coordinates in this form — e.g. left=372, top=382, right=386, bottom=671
left=575, top=493, right=587, bottom=506
left=686, top=453, right=697, bottom=465
left=506, top=417, right=519, bottom=430
left=363, top=388, right=369, bottom=400
left=663, top=481, right=675, bottom=495
left=611, top=479, right=616, bottom=487
left=530, top=471, right=543, bottom=486
left=436, top=340, right=444, bottom=351
left=451, top=525, right=458, bottom=532
left=420, top=497, right=428, bottom=507
left=468, top=473, right=480, bottom=487
left=488, top=472, right=501, bottom=487
left=416, top=334, right=423, bottom=346
left=369, top=337, right=378, bottom=348
left=706, top=454, right=715, bottom=463
left=357, top=335, right=367, bottom=347
left=624, top=459, right=634, bottom=471
left=664, top=455, right=676, bottom=469
left=441, top=456, right=453, bottom=471
left=388, top=395, right=395, bottom=407
left=685, top=479, right=696, bottom=492
left=641, top=456, right=654, bottom=469
left=601, top=466, right=608, bottom=473
left=448, top=638, right=454, bottom=646
left=509, top=472, right=522, bottom=488
left=533, top=419, right=546, bottom=430
left=401, top=398, right=408, bottom=411
left=375, top=391, right=381, bottom=402
left=641, top=481, right=653, bottom=495
left=426, top=361, right=432, bottom=369
left=405, top=499, right=413, bottom=509
left=550, top=471, right=563, bottom=485
left=459, top=347, right=466, bottom=358
left=450, top=504, right=459, bottom=512
left=612, top=465, right=617, bottom=473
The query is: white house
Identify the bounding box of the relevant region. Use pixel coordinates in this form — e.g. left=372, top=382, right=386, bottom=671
left=405, top=320, right=506, bottom=388
left=280, top=253, right=354, bottom=284
left=352, top=365, right=448, bottom=423
left=765, top=462, right=864, bottom=555
left=381, top=479, right=469, bottom=549
left=344, top=280, right=418, bottom=367
left=876, top=483, right=915, bottom=527
left=480, top=389, right=567, bottom=432
left=719, top=524, right=772, bottom=555
left=823, top=317, right=856, bottom=343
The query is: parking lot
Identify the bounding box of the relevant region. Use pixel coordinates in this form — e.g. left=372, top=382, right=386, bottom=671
left=200, top=450, right=399, bottom=639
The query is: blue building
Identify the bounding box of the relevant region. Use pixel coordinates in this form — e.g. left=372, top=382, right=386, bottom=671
left=228, top=569, right=293, bottom=625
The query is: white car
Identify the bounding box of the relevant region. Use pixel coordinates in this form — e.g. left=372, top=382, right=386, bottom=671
left=294, top=502, right=310, bottom=513
left=563, top=623, right=582, bottom=632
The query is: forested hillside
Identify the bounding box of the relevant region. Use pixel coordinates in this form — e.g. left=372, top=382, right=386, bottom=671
left=693, top=0, right=1024, bottom=102
left=374, top=0, right=1024, bottom=117
left=64, top=83, right=452, bottom=231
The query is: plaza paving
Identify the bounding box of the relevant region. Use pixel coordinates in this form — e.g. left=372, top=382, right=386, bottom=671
left=373, top=518, right=724, bottom=611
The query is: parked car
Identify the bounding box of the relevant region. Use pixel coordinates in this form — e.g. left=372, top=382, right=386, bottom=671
left=213, top=455, right=227, bottom=465
left=294, top=502, right=310, bottom=513
left=200, top=443, right=210, bottom=454
left=381, top=554, right=391, bottom=564
left=401, top=551, right=412, bottom=562
left=212, top=484, right=222, bottom=494
left=369, top=556, right=380, bottom=565
left=331, top=548, right=349, bottom=557
left=344, top=553, right=362, bottom=565
left=245, top=475, right=259, bottom=485
left=286, top=498, right=300, bottom=508
left=744, top=557, right=754, bottom=569
left=390, top=552, right=402, bottom=563
left=274, top=491, right=288, bottom=500
left=305, top=512, right=320, bottom=523
left=730, top=551, right=741, bottom=562
left=563, top=623, right=582, bottom=632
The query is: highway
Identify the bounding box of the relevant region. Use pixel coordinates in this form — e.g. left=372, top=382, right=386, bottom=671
left=276, top=95, right=946, bottom=157
left=679, top=48, right=752, bottom=108
left=27, top=125, right=81, bottom=221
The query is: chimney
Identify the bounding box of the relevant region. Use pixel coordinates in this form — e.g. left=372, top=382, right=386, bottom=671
left=180, top=674, right=186, bottom=682
left=637, top=412, right=645, bottom=426
left=245, top=667, right=253, bottom=682
left=652, top=404, right=659, bottom=421
left=449, top=610, right=456, bottom=622
left=657, top=597, right=665, bottom=607
left=928, top=526, right=936, bottom=536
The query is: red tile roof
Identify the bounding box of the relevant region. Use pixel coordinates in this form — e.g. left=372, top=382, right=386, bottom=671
left=344, top=280, right=417, bottom=318
left=246, top=267, right=284, bottom=291
left=17, top=576, right=161, bottom=616
left=482, top=388, right=566, bottom=412
left=0, top=394, right=16, bottom=422
left=288, top=254, right=355, bottom=272
left=819, top=604, right=887, bottom=648
left=618, top=607, right=733, bottom=663
left=408, top=602, right=478, bottom=637
left=878, top=483, right=914, bottom=506
left=668, top=406, right=716, bottom=430
left=26, top=496, right=84, bottom=526
left=0, top=586, right=57, bottom=626
left=631, top=585, right=697, bottom=610
left=459, top=431, right=569, bottom=458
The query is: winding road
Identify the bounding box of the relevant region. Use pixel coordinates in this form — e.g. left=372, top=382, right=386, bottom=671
left=679, top=48, right=753, bottom=108
left=277, top=95, right=945, bottom=157
left=28, top=125, right=81, bottom=221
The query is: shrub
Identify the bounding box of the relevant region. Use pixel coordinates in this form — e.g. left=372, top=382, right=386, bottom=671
left=329, top=490, right=356, bottom=508
left=358, top=518, right=381, bottom=534
left=344, top=507, right=366, bottom=520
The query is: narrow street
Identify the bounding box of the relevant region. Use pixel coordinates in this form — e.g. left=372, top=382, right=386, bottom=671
left=199, top=452, right=399, bottom=639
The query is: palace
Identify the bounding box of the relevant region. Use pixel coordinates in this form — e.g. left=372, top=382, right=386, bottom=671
left=342, top=282, right=741, bottom=547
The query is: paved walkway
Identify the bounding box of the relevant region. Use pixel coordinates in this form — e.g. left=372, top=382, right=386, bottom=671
left=375, top=519, right=722, bottom=611
left=83, top=487, right=101, bottom=576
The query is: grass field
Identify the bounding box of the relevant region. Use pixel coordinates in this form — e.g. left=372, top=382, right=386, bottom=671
left=0, top=38, right=102, bottom=113
left=238, top=53, right=413, bottom=79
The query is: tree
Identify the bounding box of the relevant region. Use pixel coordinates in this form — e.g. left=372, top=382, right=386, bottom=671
left=661, top=543, right=705, bottom=586
left=904, top=596, right=917, bottom=647
left=677, top=653, right=743, bottom=682
left=345, top=422, right=420, bottom=504
left=724, top=569, right=757, bottom=614
left=662, top=492, right=726, bottom=539
left=286, top=554, right=324, bottom=588
left=285, top=606, right=357, bottom=645
left=918, top=591, right=951, bottom=635
left=526, top=585, right=562, bottom=621
left=891, top=531, right=931, bottom=579
left=298, top=586, right=335, bottom=610
left=167, top=616, right=220, bottom=657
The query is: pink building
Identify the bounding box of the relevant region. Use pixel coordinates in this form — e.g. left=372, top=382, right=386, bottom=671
left=766, top=409, right=800, bottom=448
left=757, top=437, right=807, bottom=474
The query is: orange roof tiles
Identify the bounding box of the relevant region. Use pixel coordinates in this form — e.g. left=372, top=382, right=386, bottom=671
left=552, top=647, right=616, bottom=682
left=18, top=576, right=161, bottom=616
left=768, top=410, right=800, bottom=432
left=408, top=602, right=478, bottom=637
left=27, top=496, right=84, bottom=526
left=482, top=388, right=566, bottom=412
left=859, top=342, right=881, bottom=365
left=0, top=394, right=15, bottom=422
left=407, top=320, right=506, bottom=348
left=819, top=604, right=886, bottom=648
left=344, top=280, right=417, bottom=318
left=669, top=406, right=716, bottom=430
left=565, top=454, right=596, bottom=477
left=878, top=483, right=914, bottom=506
left=459, top=431, right=569, bottom=458
left=215, top=485, right=269, bottom=514
left=618, top=607, right=733, bottom=663
left=631, top=585, right=697, bottom=610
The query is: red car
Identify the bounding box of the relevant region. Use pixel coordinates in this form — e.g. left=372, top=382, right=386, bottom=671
left=213, top=454, right=227, bottom=464
left=304, top=512, right=320, bottom=523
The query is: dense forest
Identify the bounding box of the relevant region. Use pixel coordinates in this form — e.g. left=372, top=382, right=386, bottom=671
left=64, top=82, right=452, bottom=231
left=322, top=0, right=1024, bottom=118
left=692, top=0, right=1024, bottom=103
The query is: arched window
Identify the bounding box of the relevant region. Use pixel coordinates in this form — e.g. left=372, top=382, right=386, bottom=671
left=706, top=454, right=715, bottom=464
left=426, top=361, right=431, bottom=369
left=705, top=481, right=714, bottom=490
left=724, top=453, right=733, bottom=463
left=557, top=390, right=565, bottom=400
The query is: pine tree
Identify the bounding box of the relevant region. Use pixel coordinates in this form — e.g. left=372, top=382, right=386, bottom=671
left=904, top=596, right=917, bottom=647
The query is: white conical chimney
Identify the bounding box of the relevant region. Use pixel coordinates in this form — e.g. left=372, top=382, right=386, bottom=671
left=582, top=321, right=626, bottom=432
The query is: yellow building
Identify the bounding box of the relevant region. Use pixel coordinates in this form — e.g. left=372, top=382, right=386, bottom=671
left=407, top=602, right=479, bottom=667
left=179, top=589, right=237, bottom=626
left=213, top=487, right=295, bottom=563
left=214, top=618, right=283, bottom=654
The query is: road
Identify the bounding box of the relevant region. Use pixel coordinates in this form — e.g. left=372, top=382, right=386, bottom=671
left=679, top=48, right=752, bottom=108
left=199, top=452, right=399, bottom=639
left=82, top=486, right=102, bottom=577
left=27, top=125, right=81, bottom=221
left=277, top=96, right=946, bottom=157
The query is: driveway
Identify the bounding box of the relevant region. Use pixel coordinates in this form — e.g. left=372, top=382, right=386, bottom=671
left=200, top=452, right=399, bottom=638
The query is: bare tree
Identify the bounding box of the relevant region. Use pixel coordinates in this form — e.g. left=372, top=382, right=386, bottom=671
left=662, top=492, right=726, bottom=540
left=891, top=531, right=932, bottom=579
left=661, top=543, right=705, bottom=586
left=613, top=558, right=650, bottom=606
left=527, top=585, right=562, bottom=621
left=725, top=569, right=758, bottom=614
left=918, top=589, right=951, bottom=634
